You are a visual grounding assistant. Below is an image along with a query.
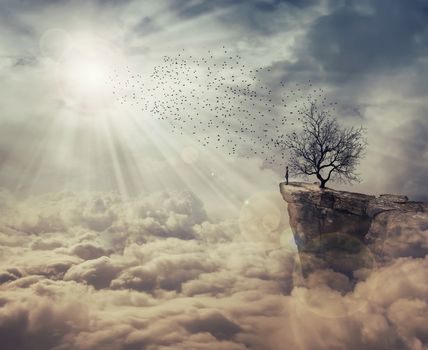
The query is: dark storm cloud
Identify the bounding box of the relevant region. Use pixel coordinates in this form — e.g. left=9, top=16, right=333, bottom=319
left=167, top=0, right=428, bottom=48
left=284, top=0, right=428, bottom=83
left=384, top=115, right=428, bottom=202
left=172, top=0, right=316, bottom=18
left=167, top=0, right=317, bottom=35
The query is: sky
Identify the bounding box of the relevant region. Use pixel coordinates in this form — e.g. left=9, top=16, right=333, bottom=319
left=0, top=0, right=427, bottom=206
left=0, top=1, right=428, bottom=349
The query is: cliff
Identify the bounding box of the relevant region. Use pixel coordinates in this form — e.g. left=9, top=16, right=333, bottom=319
left=280, top=182, right=428, bottom=276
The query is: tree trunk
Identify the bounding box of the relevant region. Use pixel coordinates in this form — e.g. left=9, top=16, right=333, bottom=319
left=316, top=173, right=327, bottom=189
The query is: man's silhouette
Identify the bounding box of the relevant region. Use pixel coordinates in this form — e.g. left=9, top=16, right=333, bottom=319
left=285, top=166, right=289, bottom=185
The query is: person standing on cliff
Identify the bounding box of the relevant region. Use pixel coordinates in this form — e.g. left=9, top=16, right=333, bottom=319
left=285, top=166, right=289, bottom=185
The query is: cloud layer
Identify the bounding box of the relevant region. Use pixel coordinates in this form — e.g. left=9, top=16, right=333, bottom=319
left=0, top=189, right=427, bottom=350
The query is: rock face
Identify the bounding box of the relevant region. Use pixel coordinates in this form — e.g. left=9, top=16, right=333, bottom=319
left=280, top=182, right=428, bottom=276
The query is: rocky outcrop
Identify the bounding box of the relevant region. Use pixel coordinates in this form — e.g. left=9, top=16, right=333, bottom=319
left=280, top=182, right=428, bottom=276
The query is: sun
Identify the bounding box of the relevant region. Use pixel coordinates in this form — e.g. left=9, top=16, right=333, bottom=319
left=62, top=53, right=110, bottom=93
left=52, top=34, right=121, bottom=114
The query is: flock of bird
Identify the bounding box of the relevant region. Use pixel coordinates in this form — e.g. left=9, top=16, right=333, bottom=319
left=108, top=47, right=332, bottom=168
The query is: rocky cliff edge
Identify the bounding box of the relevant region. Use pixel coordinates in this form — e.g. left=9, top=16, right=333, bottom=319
left=279, top=182, right=428, bottom=276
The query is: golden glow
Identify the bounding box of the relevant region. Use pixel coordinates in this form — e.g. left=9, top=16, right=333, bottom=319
left=53, top=35, right=121, bottom=114
left=62, top=55, right=109, bottom=93
left=28, top=28, right=282, bottom=221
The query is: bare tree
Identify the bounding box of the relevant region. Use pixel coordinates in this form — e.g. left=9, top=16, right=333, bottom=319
left=276, top=102, right=366, bottom=188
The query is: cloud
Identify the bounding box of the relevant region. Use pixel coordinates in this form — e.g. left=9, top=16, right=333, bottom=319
left=64, top=256, right=121, bottom=289
left=70, top=242, right=111, bottom=260
left=367, top=210, right=428, bottom=260
left=383, top=116, right=428, bottom=202
left=110, top=266, right=157, bottom=292
left=182, top=311, right=242, bottom=340
left=0, top=280, right=90, bottom=350
left=0, top=189, right=426, bottom=349
left=285, top=0, right=428, bottom=83
left=387, top=298, right=428, bottom=349
left=0, top=268, right=22, bottom=284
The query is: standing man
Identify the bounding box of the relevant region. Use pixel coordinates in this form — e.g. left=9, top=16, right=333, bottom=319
left=285, top=166, right=289, bottom=185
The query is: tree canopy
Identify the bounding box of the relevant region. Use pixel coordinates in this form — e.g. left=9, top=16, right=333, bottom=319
left=276, top=102, right=366, bottom=188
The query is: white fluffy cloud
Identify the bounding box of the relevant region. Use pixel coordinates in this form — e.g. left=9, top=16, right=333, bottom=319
left=0, top=189, right=427, bottom=349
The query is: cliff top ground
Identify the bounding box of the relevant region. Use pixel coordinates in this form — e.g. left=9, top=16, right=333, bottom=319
left=279, top=181, right=427, bottom=217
